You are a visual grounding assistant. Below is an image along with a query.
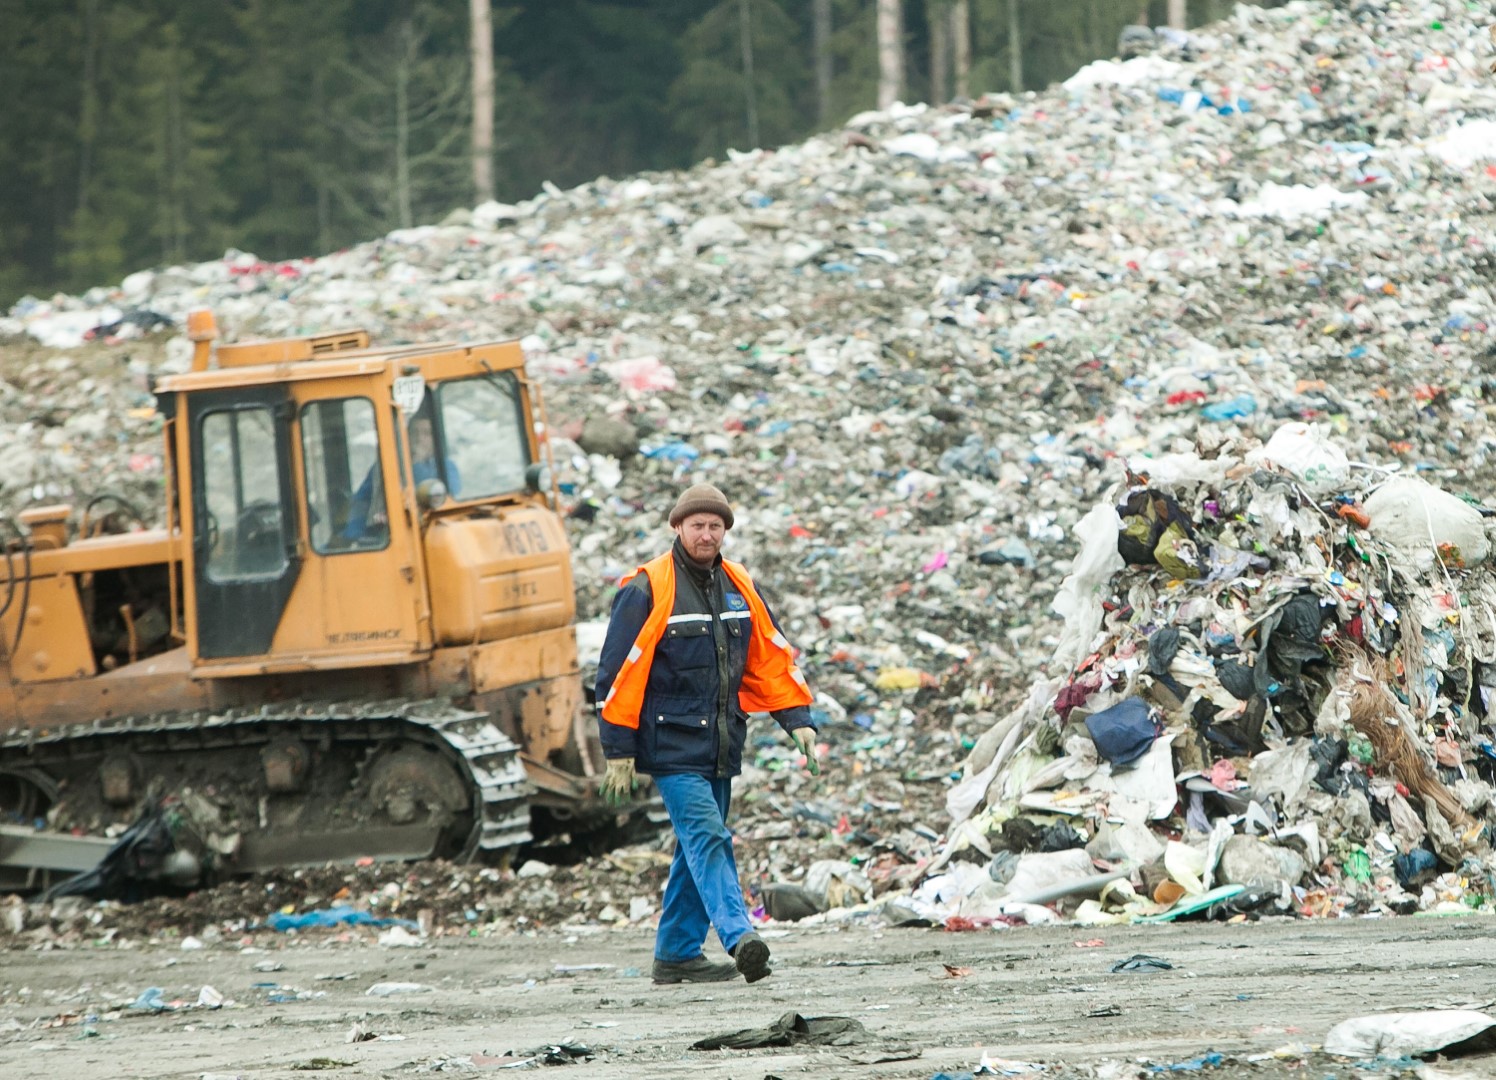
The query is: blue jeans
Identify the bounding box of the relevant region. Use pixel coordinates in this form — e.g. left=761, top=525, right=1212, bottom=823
left=652, top=773, right=753, bottom=963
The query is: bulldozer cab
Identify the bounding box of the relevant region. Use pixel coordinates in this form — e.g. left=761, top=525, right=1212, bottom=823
left=158, top=321, right=547, bottom=671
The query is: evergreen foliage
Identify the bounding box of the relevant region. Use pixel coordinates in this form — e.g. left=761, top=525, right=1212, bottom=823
left=0, top=0, right=1277, bottom=302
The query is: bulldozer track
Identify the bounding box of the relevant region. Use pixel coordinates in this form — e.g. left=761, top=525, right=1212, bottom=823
left=0, top=699, right=535, bottom=865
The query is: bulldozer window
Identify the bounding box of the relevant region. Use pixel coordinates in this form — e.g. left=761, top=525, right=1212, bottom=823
left=300, top=397, right=389, bottom=553
left=436, top=374, right=529, bottom=499
left=201, top=408, right=288, bottom=581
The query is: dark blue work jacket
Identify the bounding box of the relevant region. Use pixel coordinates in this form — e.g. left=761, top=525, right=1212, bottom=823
left=596, top=539, right=812, bottom=778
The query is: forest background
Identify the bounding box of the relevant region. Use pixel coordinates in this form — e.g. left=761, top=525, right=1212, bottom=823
left=0, top=0, right=1287, bottom=304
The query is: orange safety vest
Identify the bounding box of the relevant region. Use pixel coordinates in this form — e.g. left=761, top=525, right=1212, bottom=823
left=600, top=551, right=813, bottom=730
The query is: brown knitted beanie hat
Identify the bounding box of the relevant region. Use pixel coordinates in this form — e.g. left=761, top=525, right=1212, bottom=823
left=669, top=483, right=734, bottom=529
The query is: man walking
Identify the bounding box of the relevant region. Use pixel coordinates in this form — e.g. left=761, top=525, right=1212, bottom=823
left=595, top=482, right=819, bottom=984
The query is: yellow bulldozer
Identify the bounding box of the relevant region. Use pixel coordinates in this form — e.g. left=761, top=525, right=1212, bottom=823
left=0, top=312, right=624, bottom=892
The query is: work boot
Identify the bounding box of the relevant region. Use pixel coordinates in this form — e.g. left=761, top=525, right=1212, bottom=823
left=731, top=931, right=772, bottom=983
left=651, top=955, right=740, bottom=984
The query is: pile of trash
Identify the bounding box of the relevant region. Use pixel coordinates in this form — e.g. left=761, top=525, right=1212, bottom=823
left=920, top=424, right=1496, bottom=925
left=0, top=853, right=678, bottom=946
left=3, top=0, right=1496, bottom=924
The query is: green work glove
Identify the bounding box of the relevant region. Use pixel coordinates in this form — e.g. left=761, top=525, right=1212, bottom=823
left=790, top=727, right=820, bottom=776
left=599, top=757, right=637, bottom=807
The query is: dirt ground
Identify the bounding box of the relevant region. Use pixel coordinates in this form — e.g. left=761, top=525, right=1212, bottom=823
left=2, top=916, right=1495, bottom=1080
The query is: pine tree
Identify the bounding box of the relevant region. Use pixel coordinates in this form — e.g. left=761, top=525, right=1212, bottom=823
left=59, top=0, right=156, bottom=289
left=0, top=0, right=85, bottom=296
left=330, top=15, right=472, bottom=233
left=824, top=0, right=879, bottom=124
left=136, top=22, right=231, bottom=266
left=206, top=0, right=354, bottom=261
left=502, top=1, right=715, bottom=187
left=667, top=0, right=808, bottom=160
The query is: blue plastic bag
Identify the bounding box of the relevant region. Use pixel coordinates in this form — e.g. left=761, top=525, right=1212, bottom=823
left=1200, top=394, right=1257, bottom=422
left=264, top=904, right=418, bottom=932
left=1084, top=698, right=1159, bottom=767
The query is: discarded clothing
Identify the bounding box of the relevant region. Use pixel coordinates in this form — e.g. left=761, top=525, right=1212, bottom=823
left=690, top=1012, right=870, bottom=1051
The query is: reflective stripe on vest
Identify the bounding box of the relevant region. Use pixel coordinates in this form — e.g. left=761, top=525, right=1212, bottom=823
left=599, top=552, right=812, bottom=729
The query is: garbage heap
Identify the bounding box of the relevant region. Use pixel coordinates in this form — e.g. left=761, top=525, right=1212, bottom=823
left=918, top=423, right=1496, bottom=926
left=4, top=1, right=1496, bottom=734
left=3, top=0, right=1496, bottom=928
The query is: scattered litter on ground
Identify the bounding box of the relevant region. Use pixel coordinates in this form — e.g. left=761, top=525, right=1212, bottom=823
left=365, top=982, right=431, bottom=997
left=377, top=925, right=425, bottom=948
left=1144, top=1051, right=1226, bottom=1072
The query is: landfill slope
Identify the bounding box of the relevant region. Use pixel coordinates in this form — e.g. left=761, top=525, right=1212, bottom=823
left=2, top=0, right=1496, bottom=927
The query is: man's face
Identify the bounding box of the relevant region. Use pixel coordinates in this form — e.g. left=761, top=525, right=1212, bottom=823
left=409, top=422, right=435, bottom=462
left=675, top=513, right=726, bottom=565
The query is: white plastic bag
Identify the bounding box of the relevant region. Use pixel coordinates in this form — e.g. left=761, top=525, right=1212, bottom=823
left=1364, top=477, right=1490, bottom=568
left=1245, top=423, right=1349, bottom=492
left=804, top=859, right=872, bottom=909
left=1247, top=739, right=1317, bottom=813
left=1051, top=503, right=1125, bottom=673
left=1094, top=734, right=1178, bottom=821
left=1163, top=839, right=1207, bottom=895
left=999, top=849, right=1097, bottom=901
left=1126, top=451, right=1228, bottom=491
left=948, top=677, right=1060, bottom=824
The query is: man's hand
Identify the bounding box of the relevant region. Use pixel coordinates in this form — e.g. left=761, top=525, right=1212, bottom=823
left=599, top=757, right=638, bottom=807
left=790, top=727, right=820, bottom=776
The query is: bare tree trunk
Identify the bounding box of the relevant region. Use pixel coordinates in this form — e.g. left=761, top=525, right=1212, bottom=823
left=813, top=0, right=833, bottom=125
left=78, top=0, right=101, bottom=215
left=469, top=0, right=494, bottom=204
left=952, top=0, right=971, bottom=99
left=1168, top=0, right=1187, bottom=29
left=163, top=33, right=186, bottom=261
left=739, top=0, right=759, bottom=147
left=395, top=26, right=413, bottom=229
left=313, top=69, right=331, bottom=253
left=1006, top=0, right=1023, bottom=93
left=928, top=0, right=949, bottom=105
left=876, top=0, right=903, bottom=109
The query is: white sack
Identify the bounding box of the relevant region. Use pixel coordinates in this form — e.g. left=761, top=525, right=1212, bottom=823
left=1323, top=1010, right=1496, bottom=1059
left=1364, top=477, right=1489, bottom=568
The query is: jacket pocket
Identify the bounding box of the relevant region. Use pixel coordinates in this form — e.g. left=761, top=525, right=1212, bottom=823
left=663, top=618, right=714, bottom=671
left=723, top=615, right=749, bottom=673
left=650, top=710, right=713, bottom=772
